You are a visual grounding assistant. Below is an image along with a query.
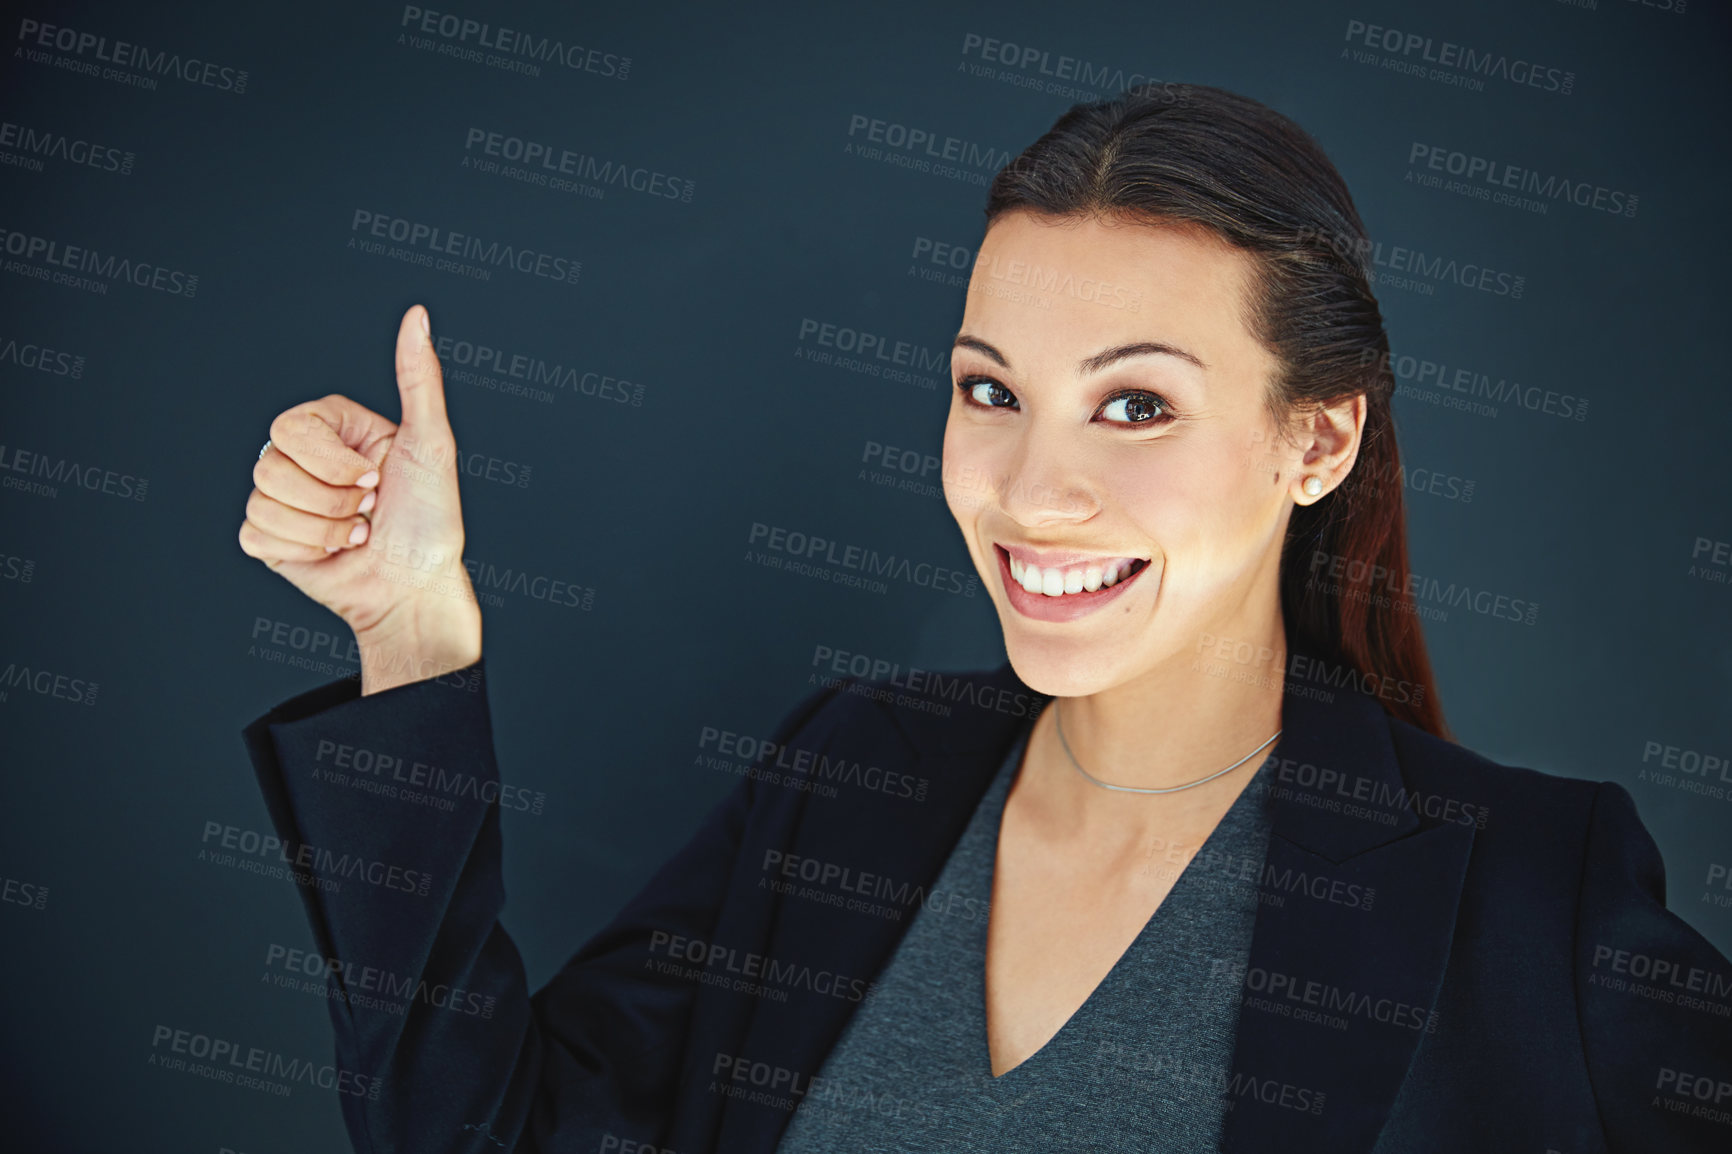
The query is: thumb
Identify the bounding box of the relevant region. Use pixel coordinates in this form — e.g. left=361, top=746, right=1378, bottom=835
left=393, top=304, right=452, bottom=436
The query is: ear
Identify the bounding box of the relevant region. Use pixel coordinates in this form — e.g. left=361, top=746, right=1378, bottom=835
left=1287, top=392, right=1366, bottom=505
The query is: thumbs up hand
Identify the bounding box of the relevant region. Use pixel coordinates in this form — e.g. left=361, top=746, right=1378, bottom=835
left=239, top=305, right=483, bottom=694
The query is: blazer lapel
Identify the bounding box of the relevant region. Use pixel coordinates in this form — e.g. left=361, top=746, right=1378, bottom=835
left=1218, top=644, right=1477, bottom=1153
left=715, top=666, right=1038, bottom=1152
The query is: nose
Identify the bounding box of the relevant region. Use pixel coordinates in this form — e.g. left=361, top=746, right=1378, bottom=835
left=996, top=421, right=1099, bottom=526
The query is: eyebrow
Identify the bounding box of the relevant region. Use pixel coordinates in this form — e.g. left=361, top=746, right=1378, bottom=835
left=953, top=334, right=1208, bottom=374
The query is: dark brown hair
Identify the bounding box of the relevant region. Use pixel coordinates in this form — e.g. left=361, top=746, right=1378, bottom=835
left=983, top=82, right=1450, bottom=739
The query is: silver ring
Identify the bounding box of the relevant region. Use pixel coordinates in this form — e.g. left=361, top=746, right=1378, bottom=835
left=259, top=438, right=272, bottom=461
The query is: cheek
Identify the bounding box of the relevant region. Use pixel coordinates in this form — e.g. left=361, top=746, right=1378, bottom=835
left=1106, top=443, right=1261, bottom=541
left=941, top=420, right=996, bottom=517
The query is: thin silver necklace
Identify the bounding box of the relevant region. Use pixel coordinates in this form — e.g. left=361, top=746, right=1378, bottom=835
left=1053, top=697, right=1281, bottom=796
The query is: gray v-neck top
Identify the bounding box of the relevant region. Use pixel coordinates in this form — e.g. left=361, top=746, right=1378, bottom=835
left=775, top=725, right=1278, bottom=1153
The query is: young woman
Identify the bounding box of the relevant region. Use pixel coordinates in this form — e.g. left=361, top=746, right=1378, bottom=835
left=237, top=85, right=1729, bottom=1153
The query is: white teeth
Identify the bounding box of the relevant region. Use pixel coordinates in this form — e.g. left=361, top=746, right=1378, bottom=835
left=1008, top=555, right=1141, bottom=597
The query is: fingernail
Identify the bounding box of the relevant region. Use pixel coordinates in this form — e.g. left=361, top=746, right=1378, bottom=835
left=358, top=490, right=377, bottom=514
left=357, top=470, right=379, bottom=488
left=325, top=544, right=341, bottom=553
left=348, top=523, right=369, bottom=545
left=419, top=307, right=431, bottom=339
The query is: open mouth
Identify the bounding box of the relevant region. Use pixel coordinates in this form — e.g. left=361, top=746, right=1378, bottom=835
left=996, top=544, right=1152, bottom=599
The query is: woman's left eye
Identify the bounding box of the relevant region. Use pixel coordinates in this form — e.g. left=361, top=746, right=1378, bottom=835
left=1098, top=391, right=1170, bottom=425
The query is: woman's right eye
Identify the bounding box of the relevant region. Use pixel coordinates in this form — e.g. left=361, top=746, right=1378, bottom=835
left=957, top=376, right=1018, bottom=410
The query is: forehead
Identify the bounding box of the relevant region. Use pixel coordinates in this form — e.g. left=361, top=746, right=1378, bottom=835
left=961, top=210, right=1264, bottom=370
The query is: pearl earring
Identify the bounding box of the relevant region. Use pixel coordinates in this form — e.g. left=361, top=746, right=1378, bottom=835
left=1302, top=476, right=1323, bottom=497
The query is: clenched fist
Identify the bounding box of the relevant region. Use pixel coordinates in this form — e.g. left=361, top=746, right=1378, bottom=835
left=239, top=304, right=483, bottom=694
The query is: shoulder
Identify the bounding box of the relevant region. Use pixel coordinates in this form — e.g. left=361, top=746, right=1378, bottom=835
left=1382, top=711, right=1660, bottom=886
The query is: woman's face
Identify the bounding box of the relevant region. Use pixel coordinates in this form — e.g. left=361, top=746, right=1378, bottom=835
left=942, top=210, right=1359, bottom=698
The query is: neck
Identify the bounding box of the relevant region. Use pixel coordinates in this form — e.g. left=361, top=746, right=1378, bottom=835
left=1017, top=620, right=1289, bottom=839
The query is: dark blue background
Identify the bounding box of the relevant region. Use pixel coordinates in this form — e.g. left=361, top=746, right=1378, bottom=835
left=2, top=0, right=1727, bottom=1148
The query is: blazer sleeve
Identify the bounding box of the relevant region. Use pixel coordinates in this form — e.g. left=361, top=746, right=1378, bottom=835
left=1574, top=780, right=1732, bottom=1152
left=240, top=657, right=840, bottom=1154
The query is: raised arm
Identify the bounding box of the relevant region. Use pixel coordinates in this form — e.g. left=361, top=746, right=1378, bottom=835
left=243, top=661, right=839, bottom=1153
left=235, top=302, right=843, bottom=1151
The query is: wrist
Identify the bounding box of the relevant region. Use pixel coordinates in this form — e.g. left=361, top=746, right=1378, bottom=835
left=354, top=601, right=483, bottom=696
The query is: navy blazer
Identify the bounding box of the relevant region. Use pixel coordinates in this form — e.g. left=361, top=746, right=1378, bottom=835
left=241, top=646, right=1732, bottom=1153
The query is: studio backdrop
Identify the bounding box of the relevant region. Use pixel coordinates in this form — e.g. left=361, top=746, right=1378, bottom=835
left=1, top=0, right=1728, bottom=1150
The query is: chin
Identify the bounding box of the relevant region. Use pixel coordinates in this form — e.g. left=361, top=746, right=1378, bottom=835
left=997, top=629, right=1130, bottom=699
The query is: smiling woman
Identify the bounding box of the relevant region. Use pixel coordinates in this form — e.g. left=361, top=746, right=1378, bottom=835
left=238, top=83, right=1729, bottom=1154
